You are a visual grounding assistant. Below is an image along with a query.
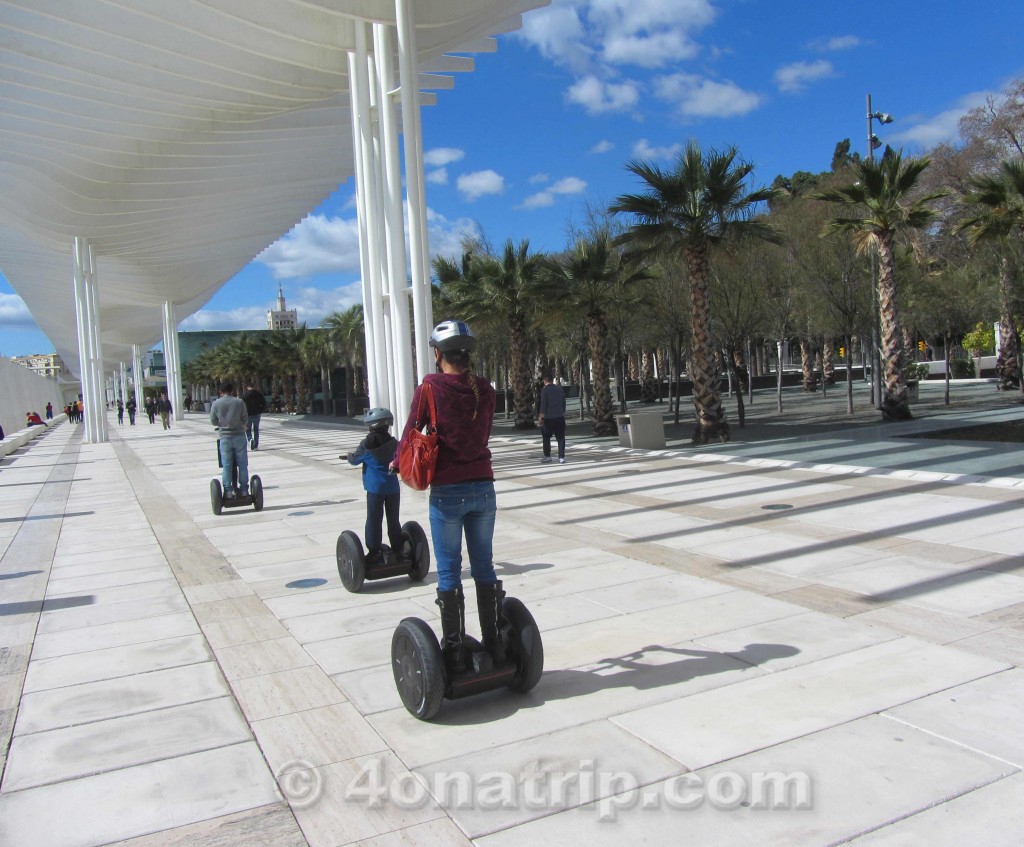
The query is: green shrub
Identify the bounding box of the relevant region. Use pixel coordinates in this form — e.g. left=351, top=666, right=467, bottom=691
left=961, top=322, right=994, bottom=356
left=949, top=359, right=975, bottom=379
left=904, top=362, right=929, bottom=380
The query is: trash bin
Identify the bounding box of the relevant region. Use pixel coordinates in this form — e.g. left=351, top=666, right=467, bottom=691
left=615, top=411, right=666, bottom=449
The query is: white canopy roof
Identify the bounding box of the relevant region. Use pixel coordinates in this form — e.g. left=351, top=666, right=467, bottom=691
left=0, top=0, right=546, bottom=375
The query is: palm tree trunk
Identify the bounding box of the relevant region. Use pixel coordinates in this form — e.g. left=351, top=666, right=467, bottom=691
left=344, top=356, right=357, bottom=416
left=996, top=256, right=1022, bottom=391
left=876, top=233, right=911, bottom=420
left=587, top=312, right=616, bottom=435
left=686, top=245, right=729, bottom=444
left=639, top=350, right=656, bottom=402
left=799, top=337, right=815, bottom=392
left=507, top=315, right=535, bottom=429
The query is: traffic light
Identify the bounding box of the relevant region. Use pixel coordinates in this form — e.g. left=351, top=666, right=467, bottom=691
left=839, top=346, right=845, bottom=358
left=918, top=340, right=926, bottom=352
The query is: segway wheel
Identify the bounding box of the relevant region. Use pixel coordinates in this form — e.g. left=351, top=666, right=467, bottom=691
left=402, top=521, right=430, bottom=582
left=210, top=478, right=223, bottom=516
left=336, top=530, right=366, bottom=593
left=250, top=475, right=264, bottom=511
left=502, top=597, right=544, bottom=693
left=391, top=618, right=445, bottom=720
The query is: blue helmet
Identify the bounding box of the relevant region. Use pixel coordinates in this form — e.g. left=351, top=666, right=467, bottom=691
left=363, top=407, right=393, bottom=430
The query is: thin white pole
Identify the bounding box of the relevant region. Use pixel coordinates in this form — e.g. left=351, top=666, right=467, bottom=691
left=374, top=22, right=414, bottom=420
left=395, top=0, right=434, bottom=383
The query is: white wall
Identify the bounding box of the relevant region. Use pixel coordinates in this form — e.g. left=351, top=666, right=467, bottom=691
left=0, top=357, right=71, bottom=438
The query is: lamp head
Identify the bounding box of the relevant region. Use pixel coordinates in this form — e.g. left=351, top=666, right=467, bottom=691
left=869, top=134, right=882, bottom=150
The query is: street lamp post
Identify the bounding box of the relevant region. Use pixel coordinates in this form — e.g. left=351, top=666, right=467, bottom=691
left=866, top=94, right=893, bottom=409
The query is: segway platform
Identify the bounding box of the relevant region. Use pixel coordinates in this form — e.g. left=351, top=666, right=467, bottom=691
left=210, top=475, right=264, bottom=515
left=336, top=521, right=430, bottom=592
left=391, top=596, right=544, bottom=720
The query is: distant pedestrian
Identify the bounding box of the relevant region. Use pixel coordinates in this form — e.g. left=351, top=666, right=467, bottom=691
left=145, top=397, right=156, bottom=424
left=126, top=396, right=137, bottom=425
left=116, top=398, right=124, bottom=426
left=45, top=402, right=53, bottom=420
left=537, top=373, right=567, bottom=464
left=157, top=392, right=172, bottom=429
left=242, top=383, right=267, bottom=450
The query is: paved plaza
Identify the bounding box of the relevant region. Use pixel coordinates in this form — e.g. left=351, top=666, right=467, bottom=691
left=2, top=381, right=1024, bottom=846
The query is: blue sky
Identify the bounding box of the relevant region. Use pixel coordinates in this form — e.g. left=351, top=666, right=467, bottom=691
left=2, top=0, right=1022, bottom=356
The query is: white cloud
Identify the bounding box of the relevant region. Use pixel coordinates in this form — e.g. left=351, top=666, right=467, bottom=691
left=631, top=138, right=683, bottom=161
left=589, top=0, right=715, bottom=67
left=426, top=208, right=481, bottom=259
left=891, top=91, right=995, bottom=149
left=456, top=170, right=505, bottom=201
left=519, top=176, right=588, bottom=210
left=0, top=292, right=38, bottom=329
left=567, top=74, right=640, bottom=114
left=529, top=173, right=550, bottom=184
left=602, top=29, right=699, bottom=68
left=426, top=167, right=448, bottom=185
left=516, top=3, right=592, bottom=74
left=774, top=60, right=833, bottom=94
left=654, top=73, right=761, bottom=118
left=590, top=139, right=615, bottom=154
left=256, top=214, right=361, bottom=279
left=811, top=35, right=863, bottom=52
left=424, top=147, right=465, bottom=167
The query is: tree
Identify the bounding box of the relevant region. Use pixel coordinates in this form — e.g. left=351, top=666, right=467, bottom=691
left=322, top=305, right=365, bottom=416
left=958, top=159, right=1024, bottom=391
left=610, top=142, right=781, bottom=443
left=435, top=239, right=546, bottom=429
left=814, top=151, right=947, bottom=421
left=544, top=231, right=652, bottom=435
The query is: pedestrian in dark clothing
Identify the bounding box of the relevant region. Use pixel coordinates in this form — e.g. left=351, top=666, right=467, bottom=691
left=157, top=392, right=172, bottom=429
left=126, top=397, right=137, bottom=425
left=116, top=399, right=124, bottom=426
left=242, top=384, right=267, bottom=451
left=537, top=373, right=567, bottom=463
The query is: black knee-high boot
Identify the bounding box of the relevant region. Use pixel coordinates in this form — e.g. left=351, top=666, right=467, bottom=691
left=476, top=580, right=507, bottom=664
left=436, top=587, right=466, bottom=674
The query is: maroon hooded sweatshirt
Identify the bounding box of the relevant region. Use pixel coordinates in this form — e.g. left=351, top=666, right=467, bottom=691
left=395, top=372, right=495, bottom=485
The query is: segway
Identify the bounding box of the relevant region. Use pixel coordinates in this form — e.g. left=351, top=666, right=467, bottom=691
left=391, top=594, right=544, bottom=720
left=336, top=522, right=430, bottom=592
left=210, top=439, right=263, bottom=515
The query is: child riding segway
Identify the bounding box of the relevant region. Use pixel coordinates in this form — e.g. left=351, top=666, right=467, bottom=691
left=336, top=407, right=429, bottom=592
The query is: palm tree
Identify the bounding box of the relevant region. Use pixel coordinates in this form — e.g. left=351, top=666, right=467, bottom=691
left=610, top=142, right=781, bottom=443
left=544, top=232, right=652, bottom=435
left=267, top=325, right=310, bottom=413
left=815, top=151, right=947, bottom=420
left=958, top=159, right=1024, bottom=392
left=434, top=239, right=546, bottom=429
left=303, top=330, right=336, bottom=415
left=322, top=305, right=365, bottom=416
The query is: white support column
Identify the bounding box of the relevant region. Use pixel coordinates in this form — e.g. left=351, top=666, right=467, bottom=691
left=72, top=238, right=92, bottom=438
left=131, top=344, right=144, bottom=405
left=373, top=22, right=414, bottom=420
left=119, top=362, right=128, bottom=407
left=162, top=301, right=183, bottom=420
left=72, top=238, right=108, bottom=444
left=366, top=29, right=398, bottom=416
left=395, top=0, right=434, bottom=384
left=349, top=27, right=381, bottom=410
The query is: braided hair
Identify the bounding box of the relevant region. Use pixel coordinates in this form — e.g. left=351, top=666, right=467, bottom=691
left=442, top=349, right=480, bottom=420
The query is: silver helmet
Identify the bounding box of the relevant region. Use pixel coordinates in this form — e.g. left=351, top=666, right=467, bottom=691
left=363, top=407, right=393, bottom=429
left=429, top=319, right=476, bottom=353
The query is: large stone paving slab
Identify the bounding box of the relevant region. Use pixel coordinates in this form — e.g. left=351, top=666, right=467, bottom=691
left=476, top=715, right=1016, bottom=846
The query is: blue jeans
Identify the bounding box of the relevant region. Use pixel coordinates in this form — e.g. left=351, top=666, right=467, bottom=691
left=246, top=414, right=261, bottom=448
left=219, top=435, right=249, bottom=492
left=429, top=481, right=497, bottom=591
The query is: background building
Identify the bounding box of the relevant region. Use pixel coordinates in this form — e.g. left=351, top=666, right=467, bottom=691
left=266, top=287, right=298, bottom=330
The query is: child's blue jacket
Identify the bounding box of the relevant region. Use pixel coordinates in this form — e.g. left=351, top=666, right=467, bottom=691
left=348, top=434, right=400, bottom=495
